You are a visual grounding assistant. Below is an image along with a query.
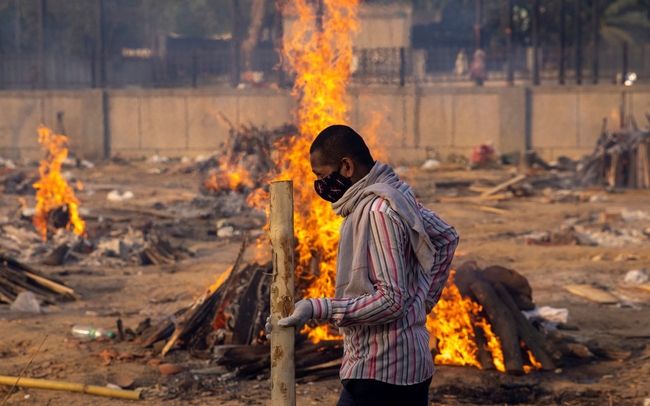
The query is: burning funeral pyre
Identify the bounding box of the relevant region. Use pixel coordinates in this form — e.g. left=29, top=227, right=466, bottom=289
left=134, top=0, right=559, bottom=379
left=0, top=125, right=189, bottom=271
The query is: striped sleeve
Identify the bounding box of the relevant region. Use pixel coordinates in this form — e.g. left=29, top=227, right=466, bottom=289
left=310, top=206, right=408, bottom=327
left=419, top=204, right=459, bottom=310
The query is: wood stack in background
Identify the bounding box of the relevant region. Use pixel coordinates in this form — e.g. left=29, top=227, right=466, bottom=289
left=578, top=117, right=650, bottom=188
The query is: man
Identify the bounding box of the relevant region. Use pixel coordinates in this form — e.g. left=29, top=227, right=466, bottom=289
left=278, top=125, right=459, bottom=406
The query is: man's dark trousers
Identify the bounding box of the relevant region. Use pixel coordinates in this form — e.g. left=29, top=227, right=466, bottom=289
left=336, top=377, right=432, bottom=406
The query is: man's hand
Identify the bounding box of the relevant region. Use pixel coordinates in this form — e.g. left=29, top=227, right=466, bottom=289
left=277, top=300, right=313, bottom=330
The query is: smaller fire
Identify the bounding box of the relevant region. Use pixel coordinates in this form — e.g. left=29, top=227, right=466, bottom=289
left=428, top=272, right=505, bottom=371
left=204, top=166, right=254, bottom=193
left=32, top=125, right=85, bottom=241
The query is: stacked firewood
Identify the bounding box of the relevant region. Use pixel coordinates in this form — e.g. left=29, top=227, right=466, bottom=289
left=453, top=261, right=556, bottom=375
left=138, top=239, right=343, bottom=380
left=0, top=254, right=79, bottom=305
left=578, top=117, right=650, bottom=188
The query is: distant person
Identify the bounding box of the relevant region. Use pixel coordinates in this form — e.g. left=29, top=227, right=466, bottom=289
left=277, top=125, right=459, bottom=406
left=470, top=49, right=487, bottom=86
left=454, top=48, right=468, bottom=75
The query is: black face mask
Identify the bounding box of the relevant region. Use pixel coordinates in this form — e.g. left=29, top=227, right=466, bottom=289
left=314, top=170, right=352, bottom=203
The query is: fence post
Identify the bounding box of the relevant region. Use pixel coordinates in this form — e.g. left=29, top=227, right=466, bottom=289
left=532, top=0, right=540, bottom=85
left=269, top=180, right=296, bottom=406
left=192, top=52, right=198, bottom=88
left=575, top=0, right=583, bottom=85
left=399, top=47, right=406, bottom=87
left=558, top=0, right=566, bottom=85
left=38, top=0, right=46, bottom=89
left=622, top=41, right=629, bottom=85
left=95, top=0, right=106, bottom=88
left=506, top=0, right=514, bottom=86
left=592, top=0, right=599, bottom=84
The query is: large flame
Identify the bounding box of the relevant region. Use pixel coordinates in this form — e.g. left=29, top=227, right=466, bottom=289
left=272, top=0, right=359, bottom=342
left=32, top=125, right=85, bottom=241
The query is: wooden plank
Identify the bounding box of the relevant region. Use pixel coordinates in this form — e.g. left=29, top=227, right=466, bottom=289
left=24, top=272, right=80, bottom=300
left=480, top=174, right=526, bottom=197
left=563, top=284, right=619, bottom=304
left=104, top=203, right=180, bottom=220
left=608, top=151, right=618, bottom=188
left=438, top=194, right=508, bottom=203
left=627, top=147, right=637, bottom=188
left=608, top=329, right=650, bottom=339
left=467, top=205, right=509, bottom=215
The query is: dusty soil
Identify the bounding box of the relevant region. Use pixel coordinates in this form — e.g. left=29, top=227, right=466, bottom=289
left=1, top=160, right=649, bottom=405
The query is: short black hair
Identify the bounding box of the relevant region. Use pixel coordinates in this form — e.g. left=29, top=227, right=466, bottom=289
left=310, top=125, right=375, bottom=169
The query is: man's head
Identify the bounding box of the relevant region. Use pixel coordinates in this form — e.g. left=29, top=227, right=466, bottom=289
left=309, top=125, right=375, bottom=203
left=309, top=125, right=374, bottom=183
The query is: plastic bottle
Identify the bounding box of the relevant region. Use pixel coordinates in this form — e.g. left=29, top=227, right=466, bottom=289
left=71, top=325, right=115, bottom=340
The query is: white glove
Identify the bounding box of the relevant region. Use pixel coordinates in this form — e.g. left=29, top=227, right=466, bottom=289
left=278, top=300, right=313, bottom=330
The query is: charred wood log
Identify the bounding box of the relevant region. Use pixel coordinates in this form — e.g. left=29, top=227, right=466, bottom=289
left=470, top=281, right=524, bottom=375
left=492, top=283, right=555, bottom=371
left=473, top=325, right=496, bottom=371
left=482, top=265, right=534, bottom=310
left=0, top=254, right=79, bottom=305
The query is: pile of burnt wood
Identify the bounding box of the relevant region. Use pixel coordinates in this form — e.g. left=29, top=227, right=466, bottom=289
left=578, top=117, right=650, bottom=188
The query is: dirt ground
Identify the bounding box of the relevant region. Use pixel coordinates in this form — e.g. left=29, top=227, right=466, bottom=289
left=1, top=160, right=649, bottom=406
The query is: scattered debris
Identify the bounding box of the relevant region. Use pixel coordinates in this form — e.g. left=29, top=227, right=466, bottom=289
left=10, top=291, right=41, bottom=313
left=107, top=190, right=134, bottom=202
left=624, top=269, right=649, bottom=285
left=563, top=284, right=619, bottom=304
left=421, top=159, right=441, bottom=171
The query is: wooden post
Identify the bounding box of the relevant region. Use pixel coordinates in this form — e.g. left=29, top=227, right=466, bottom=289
left=269, top=180, right=296, bottom=406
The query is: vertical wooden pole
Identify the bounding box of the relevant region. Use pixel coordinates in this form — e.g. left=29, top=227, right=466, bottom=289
left=269, top=180, right=296, bottom=406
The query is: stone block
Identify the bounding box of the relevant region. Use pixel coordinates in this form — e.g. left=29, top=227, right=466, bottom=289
left=453, top=94, right=500, bottom=148
left=140, top=96, right=188, bottom=150
left=630, top=91, right=650, bottom=125
left=109, top=96, right=140, bottom=150
left=187, top=96, right=237, bottom=150
left=532, top=92, right=578, bottom=148
left=386, top=147, right=427, bottom=167
left=356, top=92, right=413, bottom=148
left=578, top=91, right=621, bottom=148
left=237, top=94, right=293, bottom=129
left=419, top=94, right=453, bottom=148
left=43, top=95, right=83, bottom=155
left=0, top=96, right=42, bottom=150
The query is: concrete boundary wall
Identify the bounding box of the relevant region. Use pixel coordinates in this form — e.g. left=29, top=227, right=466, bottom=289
left=1, top=86, right=649, bottom=165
